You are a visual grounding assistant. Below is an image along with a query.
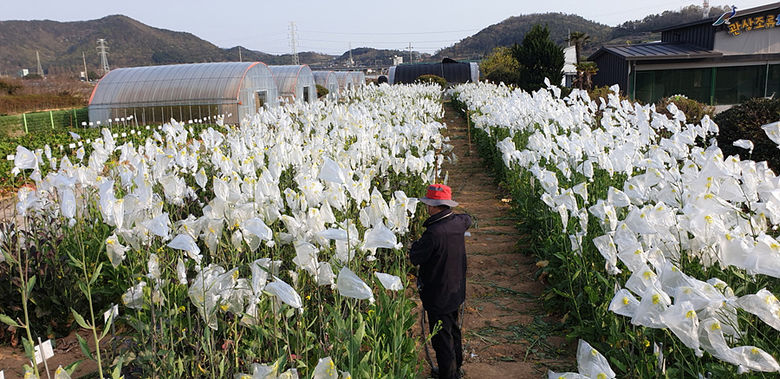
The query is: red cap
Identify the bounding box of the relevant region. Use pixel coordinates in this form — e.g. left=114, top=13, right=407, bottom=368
left=419, top=184, right=458, bottom=207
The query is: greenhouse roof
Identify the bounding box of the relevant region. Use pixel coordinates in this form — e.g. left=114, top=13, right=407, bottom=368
left=89, top=62, right=272, bottom=107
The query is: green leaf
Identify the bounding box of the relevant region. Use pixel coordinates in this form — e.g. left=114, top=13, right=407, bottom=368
left=90, top=262, right=103, bottom=286
left=71, top=308, right=91, bottom=329
left=355, top=313, right=366, bottom=344
left=23, top=337, right=35, bottom=362
left=67, top=251, right=83, bottom=269
left=76, top=333, right=94, bottom=361
left=111, top=356, right=124, bottom=379
left=64, top=359, right=83, bottom=374
left=0, top=313, right=20, bottom=327
left=26, top=275, right=36, bottom=297
left=78, top=281, right=89, bottom=298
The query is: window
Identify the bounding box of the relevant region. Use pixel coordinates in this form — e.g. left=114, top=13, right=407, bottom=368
left=714, top=65, right=767, bottom=105
left=634, top=68, right=711, bottom=104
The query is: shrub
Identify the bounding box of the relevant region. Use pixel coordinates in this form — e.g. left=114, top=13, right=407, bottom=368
left=415, top=74, right=446, bottom=88
left=484, top=68, right=521, bottom=87
left=714, top=97, right=780, bottom=172
left=656, top=95, right=714, bottom=124
left=587, top=86, right=628, bottom=103
left=316, top=84, right=329, bottom=98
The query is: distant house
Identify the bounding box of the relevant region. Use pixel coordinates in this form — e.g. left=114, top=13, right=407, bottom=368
left=590, top=2, right=780, bottom=106
left=562, top=46, right=577, bottom=87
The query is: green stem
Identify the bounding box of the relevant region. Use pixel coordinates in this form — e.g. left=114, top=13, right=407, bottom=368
left=18, top=240, right=40, bottom=378
left=78, top=225, right=105, bottom=378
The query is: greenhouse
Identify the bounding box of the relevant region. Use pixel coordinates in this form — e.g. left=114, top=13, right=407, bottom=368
left=333, top=71, right=361, bottom=92
left=88, top=62, right=278, bottom=126
left=388, top=60, right=480, bottom=84
left=269, top=65, right=316, bottom=103
left=350, top=71, right=366, bottom=88
left=312, top=71, right=339, bottom=97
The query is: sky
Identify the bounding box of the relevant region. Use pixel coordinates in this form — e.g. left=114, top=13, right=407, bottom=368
left=1, top=0, right=773, bottom=55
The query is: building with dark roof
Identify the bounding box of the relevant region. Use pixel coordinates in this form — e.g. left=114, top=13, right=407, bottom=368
left=590, top=2, right=780, bottom=106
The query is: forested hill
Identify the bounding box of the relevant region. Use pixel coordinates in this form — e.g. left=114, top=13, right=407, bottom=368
left=434, top=5, right=731, bottom=60
left=0, top=15, right=334, bottom=76
left=434, top=13, right=612, bottom=59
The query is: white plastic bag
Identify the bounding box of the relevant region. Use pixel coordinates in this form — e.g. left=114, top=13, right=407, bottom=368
left=14, top=145, right=38, bottom=171
left=313, top=356, right=339, bottom=379
left=105, top=234, right=128, bottom=268
left=121, top=281, right=146, bottom=310
left=735, top=288, right=780, bottom=331
left=317, top=262, right=336, bottom=287
left=729, top=346, right=780, bottom=372
left=631, top=285, right=671, bottom=328
left=659, top=301, right=702, bottom=357
left=242, top=217, right=273, bottom=241
left=375, top=272, right=403, bottom=291
left=577, top=339, right=615, bottom=378
left=143, top=213, right=171, bottom=238
left=318, top=157, right=345, bottom=184
left=337, top=267, right=374, bottom=303
left=608, top=288, right=640, bottom=318
left=168, top=233, right=202, bottom=264
left=362, top=224, right=400, bottom=250
left=265, top=278, right=303, bottom=309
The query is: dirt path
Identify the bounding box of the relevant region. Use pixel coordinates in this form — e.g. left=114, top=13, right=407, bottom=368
left=427, top=101, right=573, bottom=378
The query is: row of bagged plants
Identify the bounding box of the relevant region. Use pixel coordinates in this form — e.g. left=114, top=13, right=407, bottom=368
left=2, top=84, right=449, bottom=378
left=452, top=81, right=780, bottom=378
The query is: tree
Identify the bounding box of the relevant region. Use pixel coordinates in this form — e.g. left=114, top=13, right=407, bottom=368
left=480, top=46, right=521, bottom=86
left=567, top=31, right=590, bottom=64
left=512, top=24, right=564, bottom=92
left=573, top=61, right=598, bottom=90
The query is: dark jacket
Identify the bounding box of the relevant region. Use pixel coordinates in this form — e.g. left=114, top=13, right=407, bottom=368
left=409, top=209, right=472, bottom=314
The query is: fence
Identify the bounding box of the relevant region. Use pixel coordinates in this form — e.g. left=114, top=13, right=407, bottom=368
left=0, top=108, right=89, bottom=137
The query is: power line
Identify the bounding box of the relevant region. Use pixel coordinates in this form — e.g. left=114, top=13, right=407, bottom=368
left=299, top=28, right=481, bottom=36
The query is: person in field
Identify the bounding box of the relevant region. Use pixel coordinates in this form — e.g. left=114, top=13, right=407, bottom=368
left=409, top=184, right=472, bottom=379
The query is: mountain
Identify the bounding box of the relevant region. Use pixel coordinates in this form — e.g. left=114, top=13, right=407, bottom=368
left=435, top=13, right=612, bottom=60
left=434, top=5, right=731, bottom=60
left=0, top=15, right=335, bottom=76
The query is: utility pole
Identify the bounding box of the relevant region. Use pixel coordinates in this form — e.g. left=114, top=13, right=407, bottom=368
left=289, top=22, right=299, bottom=65
left=36, top=51, right=44, bottom=78
left=82, top=52, right=89, bottom=81
left=348, top=42, right=353, bottom=67
left=97, top=38, right=110, bottom=75
left=408, top=42, right=413, bottom=64
left=703, top=0, right=710, bottom=17
left=238, top=46, right=242, bottom=62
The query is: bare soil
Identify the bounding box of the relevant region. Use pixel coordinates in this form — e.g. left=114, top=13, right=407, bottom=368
left=413, top=101, right=575, bottom=378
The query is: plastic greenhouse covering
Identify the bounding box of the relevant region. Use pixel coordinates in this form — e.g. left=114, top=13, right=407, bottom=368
left=388, top=61, right=479, bottom=84
left=312, top=71, right=339, bottom=97
left=333, top=71, right=362, bottom=92
left=350, top=71, right=366, bottom=88
left=88, top=62, right=278, bottom=125
left=269, top=65, right=316, bottom=104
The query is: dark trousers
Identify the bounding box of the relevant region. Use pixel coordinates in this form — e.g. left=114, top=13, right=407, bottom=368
left=427, top=309, right=462, bottom=379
